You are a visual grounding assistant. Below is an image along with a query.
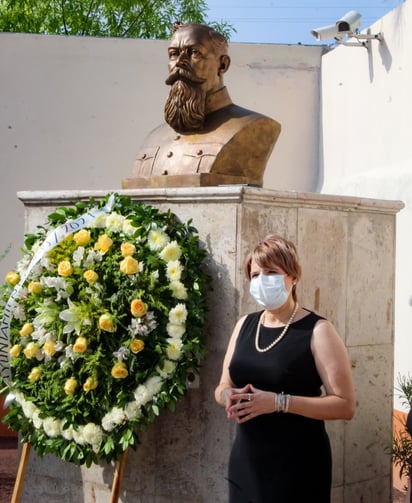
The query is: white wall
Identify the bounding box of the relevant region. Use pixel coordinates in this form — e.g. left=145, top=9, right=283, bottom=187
left=320, top=1, right=412, bottom=408
left=0, top=33, right=323, bottom=283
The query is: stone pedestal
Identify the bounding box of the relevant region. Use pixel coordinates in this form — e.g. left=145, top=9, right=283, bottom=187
left=16, top=186, right=403, bottom=503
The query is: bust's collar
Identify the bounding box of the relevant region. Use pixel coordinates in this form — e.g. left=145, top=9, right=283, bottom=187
left=205, top=87, right=232, bottom=114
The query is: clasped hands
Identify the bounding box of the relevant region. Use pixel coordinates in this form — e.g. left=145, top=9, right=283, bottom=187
left=222, top=384, right=275, bottom=423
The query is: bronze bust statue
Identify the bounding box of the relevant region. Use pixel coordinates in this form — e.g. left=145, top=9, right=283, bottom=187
left=122, top=23, right=281, bottom=188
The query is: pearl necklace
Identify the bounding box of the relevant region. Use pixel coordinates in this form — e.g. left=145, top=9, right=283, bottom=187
left=255, top=302, right=299, bottom=353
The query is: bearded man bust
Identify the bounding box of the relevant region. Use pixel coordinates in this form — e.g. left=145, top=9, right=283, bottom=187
left=123, top=23, right=281, bottom=188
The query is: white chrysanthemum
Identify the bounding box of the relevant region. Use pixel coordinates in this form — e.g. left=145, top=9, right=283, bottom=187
left=101, top=416, right=115, bottom=432
left=91, top=213, right=107, bottom=229
left=32, top=410, right=43, bottom=429
left=14, top=391, right=23, bottom=404
left=166, top=338, right=183, bottom=361
left=166, top=260, right=183, bottom=281
left=43, top=417, right=62, bottom=438
left=61, top=424, right=75, bottom=441
left=83, top=423, right=104, bottom=446
left=169, top=280, right=188, bottom=300
left=21, top=399, right=37, bottom=419
left=157, top=360, right=176, bottom=379
left=72, top=426, right=87, bottom=445
left=168, top=303, right=188, bottom=325
left=159, top=241, right=182, bottom=262
left=122, top=219, right=137, bottom=236
left=146, top=376, right=163, bottom=396
left=102, top=407, right=126, bottom=432
left=111, top=407, right=126, bottom=425
left=133, top=384, right=151, bottom=407
left=106, top=212, right=125, bottom=233
left=124, top=401, right=142, bottom=420
left=148, top=229, right=170, bottom=251
left=166, top=323, right=185, bottom=339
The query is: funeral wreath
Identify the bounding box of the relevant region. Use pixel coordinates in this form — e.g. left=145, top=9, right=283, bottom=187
left=0, top=193, right=210, bottom=466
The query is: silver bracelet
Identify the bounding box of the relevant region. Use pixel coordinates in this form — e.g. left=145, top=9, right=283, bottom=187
left=275, top=392, right=291, bottom=413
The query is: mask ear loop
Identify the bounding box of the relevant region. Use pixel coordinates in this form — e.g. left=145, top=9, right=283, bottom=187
left=291, top=281, right=297, bottom=301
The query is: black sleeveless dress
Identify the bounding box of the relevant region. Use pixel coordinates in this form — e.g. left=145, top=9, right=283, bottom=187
left=228, top=310, right=332, bottom=503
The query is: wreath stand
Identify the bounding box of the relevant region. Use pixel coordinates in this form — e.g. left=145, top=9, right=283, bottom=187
left=11, top=443, right=128, bottom=503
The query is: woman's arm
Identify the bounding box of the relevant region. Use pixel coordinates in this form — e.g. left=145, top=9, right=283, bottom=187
left=214, top=316, right=246, bottom=407
left=288, top=319, right=356, bottom=420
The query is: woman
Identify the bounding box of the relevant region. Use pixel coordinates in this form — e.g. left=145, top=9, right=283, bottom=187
left=215, top=234, right=356, bottom=503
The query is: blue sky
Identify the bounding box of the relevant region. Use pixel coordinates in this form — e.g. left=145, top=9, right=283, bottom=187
left=205, top=0, right=403, bottom=45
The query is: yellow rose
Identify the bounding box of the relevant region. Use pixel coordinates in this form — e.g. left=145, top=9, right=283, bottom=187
left=111, top=361, right=128, bottom=379
left=130, top=339, right=145, bottom=354
left=43, top=340, right=57, bottom=357
left=83, top=270, right=98, bottom=284
left=73, top=229, right=91, bottom=246
left=99, top=313, right=116, bottom=333
left=120, top=242, right=136, bottom=257
left=94, top=234, right=113, bottom=254
left=120, top=256, right=139, bottom=275
left=57, top=260, right=74, bottom=277
left=23, top=342, right=39, bottom=359
left=28, top=367, right=42, bottom=382
left=5, top=271, right=20, bottom=285
left=28, top=281, right=43, bottom=294
left=73, top=336, right=88, bottom=353
left=64, top=378, right=78, bottom=395
left=130, top=299, right=147, bottom=318
left=83, top=376, right=98, bottom=392
left=9, top=344, right=21, bottom=357
left=19, top=322, right=34, bottom=337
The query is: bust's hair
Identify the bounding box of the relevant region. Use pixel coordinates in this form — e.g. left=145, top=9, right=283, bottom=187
left=172, top=22, right=228, bottom=55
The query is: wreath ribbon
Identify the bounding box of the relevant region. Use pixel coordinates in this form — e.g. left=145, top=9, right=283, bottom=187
left=0, top=194, right=115, bottom=385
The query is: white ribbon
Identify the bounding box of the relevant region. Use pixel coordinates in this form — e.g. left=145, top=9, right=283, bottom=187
left=0, top=194, right=115, bottom=385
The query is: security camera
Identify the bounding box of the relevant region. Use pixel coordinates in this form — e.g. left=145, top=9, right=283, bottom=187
left=310, top=10, right=362, bottom=41
left=336, top=11, right=362, bottom=34
left=310, top=24, right=342, bottom=41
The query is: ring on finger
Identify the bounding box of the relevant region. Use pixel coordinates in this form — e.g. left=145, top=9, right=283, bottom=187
left=247, top=393, right=252, bottom=401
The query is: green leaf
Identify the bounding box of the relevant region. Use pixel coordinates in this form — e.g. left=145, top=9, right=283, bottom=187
left=0, top=0, right=235, bottom=40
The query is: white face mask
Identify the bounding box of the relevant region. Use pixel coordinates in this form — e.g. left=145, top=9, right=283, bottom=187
left=249, top=274, right=290, bottom=310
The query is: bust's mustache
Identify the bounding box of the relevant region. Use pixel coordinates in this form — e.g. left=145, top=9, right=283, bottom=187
left=165, top=66, right=206, bottom=86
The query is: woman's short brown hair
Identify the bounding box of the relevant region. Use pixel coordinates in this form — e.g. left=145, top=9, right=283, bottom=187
left=244, top=235, right=302, bottom=301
